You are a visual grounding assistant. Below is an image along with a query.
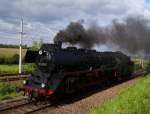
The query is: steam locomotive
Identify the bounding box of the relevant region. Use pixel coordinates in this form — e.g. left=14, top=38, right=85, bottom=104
left=19, top=42, right=134, bottom=100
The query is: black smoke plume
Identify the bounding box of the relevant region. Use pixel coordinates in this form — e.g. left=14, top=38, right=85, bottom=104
left=54, top=22, right=107, bottom=48
left=54, top=16, right=150, bottom=55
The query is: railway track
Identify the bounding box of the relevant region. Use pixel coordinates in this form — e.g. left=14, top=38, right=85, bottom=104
left=132, top=69, right=147, bottom=78
left=0, top=97, right=53, bottom=114
left=0, top=74, right=30, bottom=81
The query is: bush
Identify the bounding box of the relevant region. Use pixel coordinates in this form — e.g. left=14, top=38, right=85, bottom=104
left=0, top=81, right=23, bottom=100
left=12, top=54, right=19, bottom=64
left=134, top=64, right=142, bottom=71
left=0, top=54, right=19, bottom=64
left=146, top=61, right=150, bottom=73
left=0, top=57, right=5, bottom=64
left=0, top=83, right=16, bottom=96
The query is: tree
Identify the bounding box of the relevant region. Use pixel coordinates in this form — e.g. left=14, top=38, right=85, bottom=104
left=31, top=39, right=43, bottom=50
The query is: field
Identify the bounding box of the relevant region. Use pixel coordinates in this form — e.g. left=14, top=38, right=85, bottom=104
left=0, top=48, right=28, bottom=64
left=0, top=48, right=36, bottom=74
left=90, top=74, right=150, bottom=114
left=0, top=48, right=27, bottom=58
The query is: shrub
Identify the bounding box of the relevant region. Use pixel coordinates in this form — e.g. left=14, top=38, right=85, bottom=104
left=0, top=82, right=16, bottom=96
left=134, top=64, right=142, bottom=71
left=0, top=54, right=19, bottom=64
left=146, top=61, right=150, bottom=73
left=0, top=81, right=23, bottom=100
left=0, top=57, right=5, bottom=64
left=12, top=54, right=19, bottom=64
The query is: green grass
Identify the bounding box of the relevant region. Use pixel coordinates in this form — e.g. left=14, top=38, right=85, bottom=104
left=0, top=64, right=36, bottom=74
left=0, top=81, right=23, bottom=100
left=90, top=74, right=150, bottom=114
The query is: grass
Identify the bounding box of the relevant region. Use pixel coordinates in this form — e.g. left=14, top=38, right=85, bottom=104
left=0, top=64, right=36, bottom=74
left=0, top=81, right=23, bottom=100
left=90, top=74, right=150, bottom=114
left=0, top=48, right=27, bottom=58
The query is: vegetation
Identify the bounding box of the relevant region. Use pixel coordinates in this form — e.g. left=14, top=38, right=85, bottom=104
left=90, top=74, right=150, bottom=114
left=0, top=54, right=20, bottom=64
left=0, top=42, right=41, bottom=64
left=0, top=44, right=28, bottom=49
left=0, top=81, right=23, bottom=100
left=0, top=44, right=38, bottom=100
left=31, top=39, right=43, bottom=50
left=0, top=48, right=27, bottom=64
left=0, top=44, right=38, bottom=74
left=0, top=48, right=27, bottom=58
left=133, top=59, right=149, bottom=71
left=0, top=64, right=36, bottom=74
left=146, top=61, right=150, bottom=74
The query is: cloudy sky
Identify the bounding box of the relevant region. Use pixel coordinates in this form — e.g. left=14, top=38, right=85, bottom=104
left=0, top=0, right=148, bottom=46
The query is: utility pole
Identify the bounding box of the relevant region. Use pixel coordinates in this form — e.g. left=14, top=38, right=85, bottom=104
left=141, top=59, right=144, bottom=69
left=19, top=18, right=23, bottom=74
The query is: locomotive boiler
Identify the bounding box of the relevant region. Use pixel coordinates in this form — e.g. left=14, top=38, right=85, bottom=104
left=20, top=42, right=134, bottom=100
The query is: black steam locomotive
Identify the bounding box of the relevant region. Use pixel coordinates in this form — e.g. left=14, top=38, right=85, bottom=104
left=20, top=42, right=134, bottom=100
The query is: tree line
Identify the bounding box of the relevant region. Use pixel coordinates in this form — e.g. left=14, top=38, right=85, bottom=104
left=0, top=44, right=28, bottom=49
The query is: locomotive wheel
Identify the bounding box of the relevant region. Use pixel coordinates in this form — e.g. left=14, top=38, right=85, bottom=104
left=27, top=92, right=40, bottom=102
left=27, top=93, right=33, bottom=102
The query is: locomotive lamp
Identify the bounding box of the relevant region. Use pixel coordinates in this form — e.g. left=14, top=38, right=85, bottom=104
left=39, top=50, right=42, bottom=55
left=41, top=83, right=45, bottom=88
left=23, top=80, right=26, bottom=84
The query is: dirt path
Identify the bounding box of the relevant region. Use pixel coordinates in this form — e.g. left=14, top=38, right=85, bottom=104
left=34, top=77, right=141, bottom=114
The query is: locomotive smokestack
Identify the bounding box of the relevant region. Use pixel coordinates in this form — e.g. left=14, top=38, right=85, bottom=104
left=55, top=41, right=62, bottom=48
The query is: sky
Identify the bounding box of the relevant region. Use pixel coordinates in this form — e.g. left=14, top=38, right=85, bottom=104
left=0, top=0, right=148, bottom=46
left=145, top=0, right=150, bottom=18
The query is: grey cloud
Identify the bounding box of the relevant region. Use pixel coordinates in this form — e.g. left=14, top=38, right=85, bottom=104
left=0, top=0, right=145, bottom=46
left=0, top=0, right=143, bottom=24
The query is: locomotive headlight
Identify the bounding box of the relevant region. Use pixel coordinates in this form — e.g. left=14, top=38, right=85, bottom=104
left=41, top=83, right=45, bottom=88
left=39, top=50, right=42, bottom=55
left=23, top=80, right=26, bottom=84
